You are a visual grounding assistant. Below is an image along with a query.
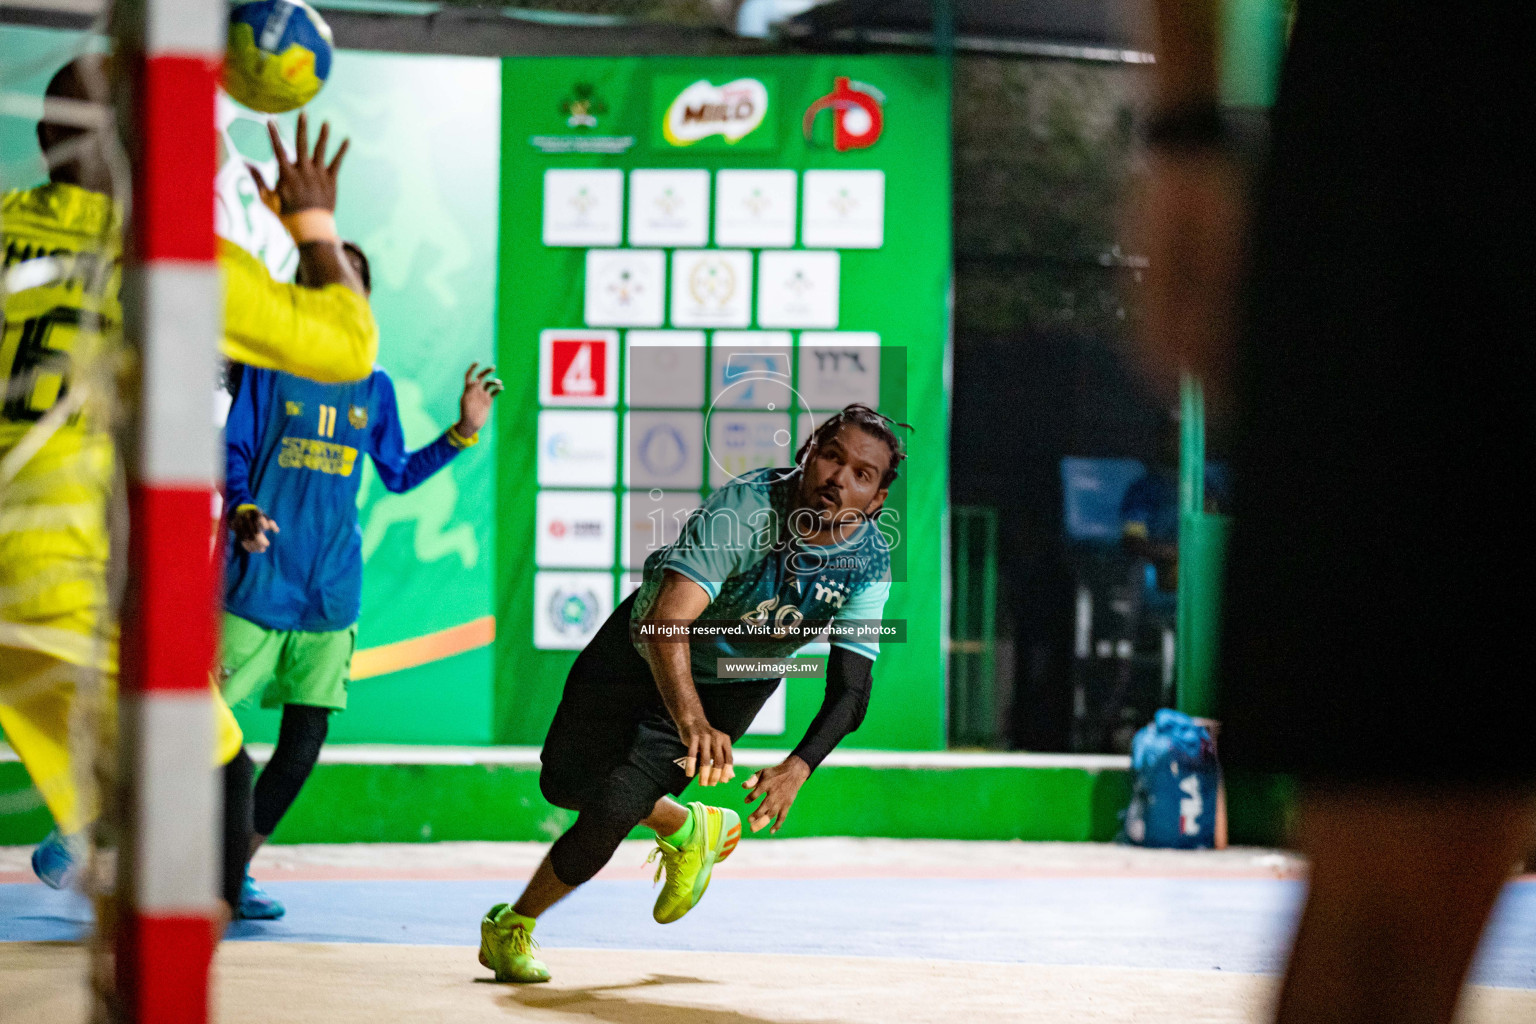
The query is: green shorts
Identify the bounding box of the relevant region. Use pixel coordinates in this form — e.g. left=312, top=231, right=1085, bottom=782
left=220, top=612, right=357, bottom=712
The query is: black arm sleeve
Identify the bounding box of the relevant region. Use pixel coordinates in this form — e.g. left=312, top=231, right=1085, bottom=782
left=790, top=646, right=874, bottom=772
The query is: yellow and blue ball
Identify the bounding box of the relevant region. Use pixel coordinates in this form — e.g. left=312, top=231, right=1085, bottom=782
left=223, top=0, right=334, bottom=114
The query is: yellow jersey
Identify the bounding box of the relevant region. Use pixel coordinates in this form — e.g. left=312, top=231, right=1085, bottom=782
left=0, top=182, right=118, bottom=667
left=220, top=237, right=379, bottom=383
left=1, top=181, right=374, bottom=790
left=1, top=181, right=377, bottom=659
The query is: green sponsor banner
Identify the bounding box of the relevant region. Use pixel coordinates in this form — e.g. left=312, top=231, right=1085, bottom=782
left=496, top=55, right=951, bottom=750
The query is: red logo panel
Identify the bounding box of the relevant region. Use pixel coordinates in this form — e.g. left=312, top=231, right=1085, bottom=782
left=549, top=337, right=608, bottom=400
left=803, top=77, right=885, bottom=152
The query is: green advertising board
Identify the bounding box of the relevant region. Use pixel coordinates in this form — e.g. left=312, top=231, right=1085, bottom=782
left=495, top=56, right=952, bottom=750
left=0, top=36, right=950, bottom=760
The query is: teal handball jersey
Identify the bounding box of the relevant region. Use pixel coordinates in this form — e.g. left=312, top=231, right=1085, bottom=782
left=631, top=467, right=892, bottom=681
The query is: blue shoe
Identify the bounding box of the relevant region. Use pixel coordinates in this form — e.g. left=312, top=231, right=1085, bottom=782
left=238, top=874, right=285, bottom=920
left=31, top=829, right=82, bottom=890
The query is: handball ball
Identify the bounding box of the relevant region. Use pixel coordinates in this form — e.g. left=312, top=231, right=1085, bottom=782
left=223, top=0, right=334, bottom=114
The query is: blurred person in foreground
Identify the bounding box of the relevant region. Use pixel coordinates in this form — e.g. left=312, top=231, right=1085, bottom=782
left=1135, top=4, right=1535, bottom=1023
left=2, top=54, right=377, bottom=918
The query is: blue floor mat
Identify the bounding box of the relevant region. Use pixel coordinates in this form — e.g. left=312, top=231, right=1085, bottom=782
left=5, top=876, right=1534, bottom=990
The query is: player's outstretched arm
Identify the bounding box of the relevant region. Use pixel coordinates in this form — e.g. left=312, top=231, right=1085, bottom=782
left=454, top=362, right=503, bottom=441
left=744, top=646, right=873, bottom=833
left=368, top=364, right=500, bottom=492
left=256, top=114, right=364, bottom=296
left=640, top=572, right=736, bottom=787
left=220, top=114, right=378, bottom=383
left=220, top=240, right=378, bottom=383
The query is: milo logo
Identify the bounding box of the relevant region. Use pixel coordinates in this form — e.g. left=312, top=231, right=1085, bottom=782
left=663, top=78, right=768, bottom=146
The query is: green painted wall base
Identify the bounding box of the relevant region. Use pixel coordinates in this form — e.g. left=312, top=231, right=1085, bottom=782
left=0, top=762, right=50, bottom=847
left=1, top=754, right=1294, bottom=848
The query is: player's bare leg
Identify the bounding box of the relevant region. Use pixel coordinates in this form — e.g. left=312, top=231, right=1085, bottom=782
left=1274, top=788, right=1536, bottom=1024
left=643, top=796, right=689, bottom=836
left=484, top=793, right=729, bottom=983
left=511, top=856, right=572, bottom=921
left=508, top=795, right=687, bottom=920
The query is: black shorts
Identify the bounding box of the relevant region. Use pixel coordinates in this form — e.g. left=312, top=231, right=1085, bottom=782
left=540, top=593, right=780, bottom=806
left=1216, top=6, right=1536, bottom=785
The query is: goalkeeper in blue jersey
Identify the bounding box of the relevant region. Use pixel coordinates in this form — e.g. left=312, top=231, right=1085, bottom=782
left=479, top=403, right=906, bottom=984
left=220, top=260, right=501, bottom=919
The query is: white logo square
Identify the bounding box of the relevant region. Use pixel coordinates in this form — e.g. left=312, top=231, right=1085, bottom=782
left=710, top=332, right=793, bottom=411
left=626, top=331, right=706, bottom=408
left=538, top=410, right=617, bottom=488
left=622, top=490, right=701, bottom=570
left=533, top=571, right=613, bottom=650
left=670, top=250, right=753, bottom=328
left=797, top=332, right=881, bottom=410
left=757, top=250, right=840, bottom=328
left=543, top=169, right=623, bottom=247
left=584, top=250, right=665, bottom=327
left=625, top=411, right=704, bottom=490
left=535, top=490, right=617, bottom=569
left=802, top=170, right=885, bottom=249
left=540, top=330, right=619, bottom=407
left=708, top=411, right=792, bottom=487
left=715, top=169, right=797, bottom=248
left=628, top=169, right=710, bottom=247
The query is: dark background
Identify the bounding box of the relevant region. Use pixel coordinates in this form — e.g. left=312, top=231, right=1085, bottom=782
left=950, top=57, right=1163, bottom=750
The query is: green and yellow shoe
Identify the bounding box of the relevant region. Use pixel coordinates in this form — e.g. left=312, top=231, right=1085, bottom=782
left=478, top=903, right=551, bottom=983
left=647, top=801, right=742, bottom=924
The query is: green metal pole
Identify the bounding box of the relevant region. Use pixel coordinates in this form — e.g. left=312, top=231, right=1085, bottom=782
left=979, top=507, right=997, bottom=745
left=932, top=0, right=955, bottom=56
left=1219, top=0, right=1290, bottom=109
left=936, top=0, right=958, bottom=742
left=952, top=508, right=971, bottom=743
left=1179, top=376, right=1205, bottom=519
left=1176, top=375, right=1208, bottom=716
left=1168, top=0, right=1284, bottom=721
left=1176, top=376, right=1230, bottom=719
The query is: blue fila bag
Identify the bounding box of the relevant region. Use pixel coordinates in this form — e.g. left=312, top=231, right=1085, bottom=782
left=1121, top=709, right=1220, bottom=849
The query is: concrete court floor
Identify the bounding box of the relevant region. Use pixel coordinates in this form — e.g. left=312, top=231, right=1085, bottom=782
left=4, top=840, right=1535, bottom=1024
